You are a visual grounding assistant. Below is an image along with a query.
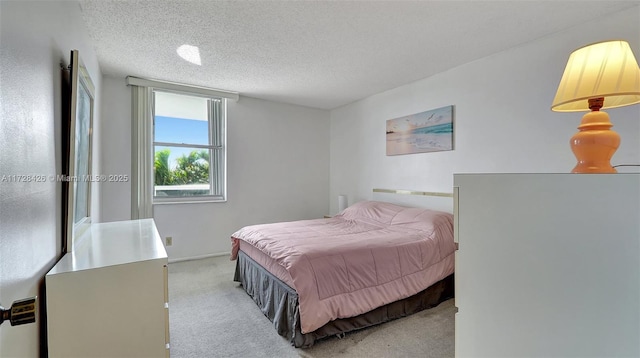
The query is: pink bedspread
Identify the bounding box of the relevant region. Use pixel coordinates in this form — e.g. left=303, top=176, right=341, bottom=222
left=230, top=201, right=455, bottom=333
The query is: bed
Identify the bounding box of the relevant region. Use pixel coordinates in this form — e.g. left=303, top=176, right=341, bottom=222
left=230, top=190, right=456, bottom=348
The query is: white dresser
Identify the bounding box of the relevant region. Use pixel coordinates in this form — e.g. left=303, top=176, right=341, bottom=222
left=46, top=219, right=169, bottom=357
left=454, top=173, right=640, bottom=357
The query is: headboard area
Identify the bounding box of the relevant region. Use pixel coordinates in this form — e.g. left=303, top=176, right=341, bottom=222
left=371, top=188, right=454, bottom=213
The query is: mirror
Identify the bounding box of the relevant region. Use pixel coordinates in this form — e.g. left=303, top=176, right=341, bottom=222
left=66, top=49, right=94, bottom=252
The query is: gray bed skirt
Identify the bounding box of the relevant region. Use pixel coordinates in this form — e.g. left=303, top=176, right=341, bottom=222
left=234, top=250, right=455, bottom=348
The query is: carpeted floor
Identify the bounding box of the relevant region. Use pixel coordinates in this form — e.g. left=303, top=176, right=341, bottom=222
left=168, top=255, right=455, bottom=358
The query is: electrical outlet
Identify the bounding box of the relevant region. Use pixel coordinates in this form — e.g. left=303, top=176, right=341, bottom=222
left=166, top=236, right=173, bottom=246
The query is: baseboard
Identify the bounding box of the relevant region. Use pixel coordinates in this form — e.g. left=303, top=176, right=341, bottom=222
left=168, top=251, right=230, bottom=264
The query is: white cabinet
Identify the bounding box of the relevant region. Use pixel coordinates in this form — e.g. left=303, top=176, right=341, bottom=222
left=46, top=219, right=169, bottom=357
left=454, top=173, right=639, bottom=357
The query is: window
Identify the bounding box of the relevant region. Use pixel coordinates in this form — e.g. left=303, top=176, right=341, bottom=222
left=127, top=76, right=237, bottom=215
left=152, top=90, right=226, bottom=202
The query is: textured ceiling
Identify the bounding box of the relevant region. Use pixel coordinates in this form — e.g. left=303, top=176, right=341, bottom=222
left=79, top=0, right=638, bottom=110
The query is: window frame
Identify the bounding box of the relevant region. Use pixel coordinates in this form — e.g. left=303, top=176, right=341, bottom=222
left=151, top=88, right=227, bottom=204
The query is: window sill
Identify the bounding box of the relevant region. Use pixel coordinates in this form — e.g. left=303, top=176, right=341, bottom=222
left=153, top=197, right=227, bottom=205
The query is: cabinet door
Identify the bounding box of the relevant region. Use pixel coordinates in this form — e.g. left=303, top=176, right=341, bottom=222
left=454, top=173, right=640, bottom=357
left=47, top=259, right=168, bottom=357
left=164, top=264, right=171, bottom=355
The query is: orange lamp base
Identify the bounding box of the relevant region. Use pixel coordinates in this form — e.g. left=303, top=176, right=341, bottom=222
left=570, top=109, right=620, bottom=174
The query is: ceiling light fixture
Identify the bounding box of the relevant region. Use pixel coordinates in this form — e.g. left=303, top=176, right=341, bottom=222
left=176, top=44, right=201, bottom=66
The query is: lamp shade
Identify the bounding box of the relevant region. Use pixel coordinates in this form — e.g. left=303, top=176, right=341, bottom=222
left=551, top=40, right=640, bottom=112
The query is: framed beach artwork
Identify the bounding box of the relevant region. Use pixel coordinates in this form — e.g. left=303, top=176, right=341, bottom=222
left=386, top=105, right=453, bottom=156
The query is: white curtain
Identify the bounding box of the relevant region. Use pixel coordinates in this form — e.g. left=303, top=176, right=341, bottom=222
left=130, top=85, right=154, bottom=219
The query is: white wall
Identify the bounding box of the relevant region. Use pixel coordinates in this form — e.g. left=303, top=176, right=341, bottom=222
left=329, top=7, right=640, bottom=214
left=0, top=1, right=102, bottom=356
left=100, top=82, right=330, bottom=260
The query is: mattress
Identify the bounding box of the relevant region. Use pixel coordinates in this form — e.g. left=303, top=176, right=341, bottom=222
left=231, top=200, right=456, bottom=334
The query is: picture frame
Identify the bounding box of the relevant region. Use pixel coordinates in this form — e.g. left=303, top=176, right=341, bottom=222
left=386, top=105, right=454, bottom=156
left=66, top=49, right=94, bottom=252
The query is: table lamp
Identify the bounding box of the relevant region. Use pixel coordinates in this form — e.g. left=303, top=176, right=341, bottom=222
left=551, top=40, right=640, bottom=173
